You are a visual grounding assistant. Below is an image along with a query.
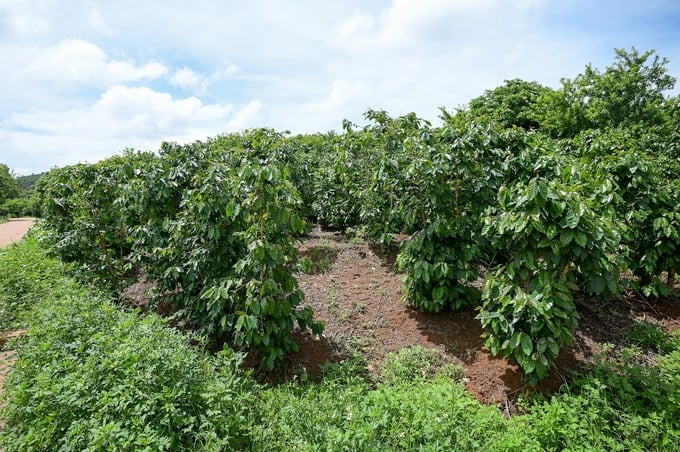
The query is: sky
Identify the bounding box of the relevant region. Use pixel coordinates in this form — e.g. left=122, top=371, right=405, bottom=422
left=1, top=0, right=679, bottom=175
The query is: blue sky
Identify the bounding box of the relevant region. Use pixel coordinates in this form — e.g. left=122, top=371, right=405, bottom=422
left=1, top=0, right=679, bottom=175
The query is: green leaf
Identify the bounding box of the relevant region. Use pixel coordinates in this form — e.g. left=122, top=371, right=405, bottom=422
left=546, top=224, right=558, bottom=240
left=536, top=337, right=547, bottom=354
left=560, top=230, right=574, bottom=246
left=574, top=231, right=587, bottom=247
left=589, top=275, right=605, bottom=294
left=521, top=334, right=533, bottom=356
left=537, top=181, right=549, bottom=204
left=289, top=215, right=305, bottom=233
left=509, top=332, right=522, bottom=350
left=235, top=315, right=245, bottom=332
left=565, top=208, right=580, bottom=228
left=527, top=181, right=539, bottom=201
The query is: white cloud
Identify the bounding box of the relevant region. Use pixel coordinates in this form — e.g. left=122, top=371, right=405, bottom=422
left=88, top=8, right=116, bottom=36
left=376, top=0, right=493, bottom=47
left=321, top=0, right=588, bottom=122
left=302, top=80, right=369, bottom=114
left=16, top=39, right=167, bottom=88
left=334, top=0, right=544, bottom=51
left=169, top=64, right=241, bottom=93
left=335, top=10, right=375, bottom=42
left=170, top=67, right=205, bottom=91
left=222, top=63, right=240, bottom=77
left=6, top=85, right=232, bottom=138
left=226, top=100, right=263, bottom=130
left=1, top=0, right=51, bottom=38
left=0, top=86, right=266, bottom=173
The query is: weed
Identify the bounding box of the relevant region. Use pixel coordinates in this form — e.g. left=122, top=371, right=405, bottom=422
left=629, top=321, right=674, bottom=353
left=381, top=345, right=460, bottom=384
left=303, top=245, right=340, bottom=274
left=445, top=341, right=460, bottom=353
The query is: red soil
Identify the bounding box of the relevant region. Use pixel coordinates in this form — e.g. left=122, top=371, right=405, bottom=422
left=289, top=227, right=680, bottom=408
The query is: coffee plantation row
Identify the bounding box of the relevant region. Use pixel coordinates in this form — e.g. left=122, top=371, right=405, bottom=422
left=35, top=48, right=679, bottom=383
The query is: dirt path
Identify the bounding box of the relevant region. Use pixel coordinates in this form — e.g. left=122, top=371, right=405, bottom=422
left=0, top=218, right=36, bottom=247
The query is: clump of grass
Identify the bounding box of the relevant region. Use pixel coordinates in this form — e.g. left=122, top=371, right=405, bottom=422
left=629, top=321, right=675, bottom=353
left=301, top=245, right=340, bottom=274
left=381, top=345, right=464, bottom=384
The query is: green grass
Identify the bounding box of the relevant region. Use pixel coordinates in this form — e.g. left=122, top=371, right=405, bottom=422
left=301, top=244, right=340, bottom=274
left=0, top=233, right=253, bottom=451
left=0, top=231, right=78, bottom=332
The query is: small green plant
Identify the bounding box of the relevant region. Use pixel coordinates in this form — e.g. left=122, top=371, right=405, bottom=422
left=380, top=345, right=462, bottom=384
left=302, top=245, right=340, bottom=274
left=629, top=322, right=674, bottom=353
left=319, top=354, right=371, bottom=384
left=252, top=360, right=505, bottom=450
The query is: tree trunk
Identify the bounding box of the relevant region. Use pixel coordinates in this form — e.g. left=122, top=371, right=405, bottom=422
left=668, top=267, right=676, bottom=291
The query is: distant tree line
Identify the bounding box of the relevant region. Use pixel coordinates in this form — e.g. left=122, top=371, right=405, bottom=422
left=0, top=164, right=42, bottom=218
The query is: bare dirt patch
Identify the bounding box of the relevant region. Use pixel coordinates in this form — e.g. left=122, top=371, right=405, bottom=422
left=0, top=219, right=35, bottom=248
left=291, top=227, right=680, bottom=408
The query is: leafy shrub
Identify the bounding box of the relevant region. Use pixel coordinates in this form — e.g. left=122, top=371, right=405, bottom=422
left=516, top=334, right=680, bottom=451
left=584, top=139, right=680, bottom=295
left=128, top=150, right=323, bottom=369
left=516, top=380, right=678, bottom=451
left=39, top=139, right=324, bottom=369
left=479, top=176, right=620, bottom=383
left=309, top=122, right=373, bottom=229
left=0, top=164, right=22, bottom=205
left=398, top=219, right=479, bottom=312
left=0, top=195, right=40, bottom=218
left=642, top=195, right=680, bottom=295
left=479, top=273, right=577, bottom=384
left=390, top=121, right=513, bottom=312
left=37, top=152, right=154, bottom=290
left=0, top=278, right=254, bottom=450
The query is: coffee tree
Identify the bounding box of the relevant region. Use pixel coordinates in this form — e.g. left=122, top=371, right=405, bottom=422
left=478, top=176, right=620, bottom=383
left=38, top=152, right=154, bottom=289
left=124, top=139, right=323, bottom=369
